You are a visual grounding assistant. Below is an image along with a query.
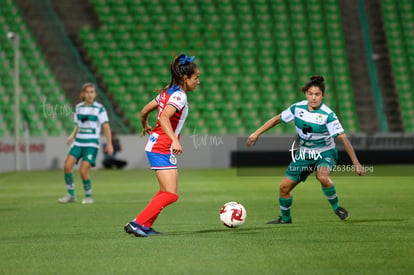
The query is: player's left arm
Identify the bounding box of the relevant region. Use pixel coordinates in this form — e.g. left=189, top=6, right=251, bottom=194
left=336, top=133, right=364, bottom=176
left=102, top=122, right=113, bottom=156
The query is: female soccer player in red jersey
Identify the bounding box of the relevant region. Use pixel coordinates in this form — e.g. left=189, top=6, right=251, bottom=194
left=124, top=54, right=200, bottom=237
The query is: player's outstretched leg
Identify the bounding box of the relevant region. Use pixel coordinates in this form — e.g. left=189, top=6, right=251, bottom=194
left=124, top=220, right=162, bottom=237
left=334, top=206, right=350, bottom=221
left=81, top=179, right=94, bottom=204
left=58, top=173, right=76, bottom=203
left=267, top=197, right=293, bottom=224
left=322, top=184, right=350, bottom=221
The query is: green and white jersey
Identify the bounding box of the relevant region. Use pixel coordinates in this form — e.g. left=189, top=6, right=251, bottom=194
left=73, top=101, right=108, bottom=148
left=281, top=100, right=344, bottom=152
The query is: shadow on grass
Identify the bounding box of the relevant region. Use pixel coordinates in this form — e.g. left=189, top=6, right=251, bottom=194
left=166, top=225, right=297, bottom=236
left=165, top=218, right=407, bottom=236
left=0, top=207, right=17, bottom=212
left=346, top=218, right=406, bottom=223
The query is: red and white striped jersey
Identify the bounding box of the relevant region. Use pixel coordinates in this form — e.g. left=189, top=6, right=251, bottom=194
left=145, top=85, right=188, bottom=154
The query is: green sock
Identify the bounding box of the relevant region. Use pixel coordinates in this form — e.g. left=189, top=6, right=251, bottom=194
left=279, top=197, right=293, bottom=222
left=64, top=173, right=75, bottom=196
left=82, top=179, right=92, bottom=197
left=323, top=185, right=339, bottom=211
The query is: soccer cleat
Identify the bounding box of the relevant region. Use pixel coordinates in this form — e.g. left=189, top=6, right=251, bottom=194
left=124, top=221, right=148, bottom=237
left=144, top=227, right=161, bottom=236
left=58, top=194, right=76, bottom=203
left=266, top=216, right=292, bottom=224
left=334, top=206, right=350, bottom=221
left=81, top=197, right=94, bottom=204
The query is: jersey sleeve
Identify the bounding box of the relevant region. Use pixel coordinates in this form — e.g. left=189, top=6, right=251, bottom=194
left=167, top=91, right=187, bottom=111
left=154, top=94, right=160, bottom=104
left=326, top=112, right=345, bottom=137
left=98, top=107, right=109, bottom=124
left=280, top=104, right=296, bottom=123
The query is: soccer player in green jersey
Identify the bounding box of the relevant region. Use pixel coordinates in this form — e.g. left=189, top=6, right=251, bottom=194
left=246, top=76, right=364, bottom=223
left=58, top=83, right=113, bottom=204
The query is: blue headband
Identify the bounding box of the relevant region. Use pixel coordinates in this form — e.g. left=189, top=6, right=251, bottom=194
left=178, top=54, right=195, bottom=65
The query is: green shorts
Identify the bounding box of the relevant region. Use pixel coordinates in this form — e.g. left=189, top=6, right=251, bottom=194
left=285, top=148, right=338, bottom=183
left=68, top=145, right=99, bottom=167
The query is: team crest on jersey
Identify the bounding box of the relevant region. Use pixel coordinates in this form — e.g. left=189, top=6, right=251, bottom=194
left=170, top=154, right=177, bottom=165
left=316, top=114, right=323, bottom=124
left=173, top=95, right=181, bottom=101
left=89, top=108, right=97, bottom=115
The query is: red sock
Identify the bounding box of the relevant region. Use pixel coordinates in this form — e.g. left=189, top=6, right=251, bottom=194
left=135, top=191, right=178, bottom=227
left=143, top=190, right=163, bottom=225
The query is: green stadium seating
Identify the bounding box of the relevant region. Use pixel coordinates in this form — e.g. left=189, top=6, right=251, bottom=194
left=77, top=0, right=363, bottom=134
left=381, top=0, right=414, bottom=132
left=0, top=0, right=73, bottom=137
left=5, top=0, right=414, bottom=135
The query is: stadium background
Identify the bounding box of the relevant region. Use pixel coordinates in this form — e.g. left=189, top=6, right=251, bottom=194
left=1, top=0, right=414, bottom=171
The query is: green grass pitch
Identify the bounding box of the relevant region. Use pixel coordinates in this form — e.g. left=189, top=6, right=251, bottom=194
left=0, top=166, right=413, bottom=274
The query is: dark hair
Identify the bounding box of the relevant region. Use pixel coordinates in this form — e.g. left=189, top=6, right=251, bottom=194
left=301, top=75, right=325, bottom=94
left=168, top=54, right=198, bottom=88
left=80, top=82, right=95, bottom=101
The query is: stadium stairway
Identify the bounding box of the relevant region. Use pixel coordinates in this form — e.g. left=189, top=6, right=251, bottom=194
left=381, top=0, right=414, bottom=133
left=15, top=0, right=129, bottom=133
left=15, top=0, right=81, bottom=105
left=363, top=0, right=404, bottom=132
left=339, top=0, right=381, bottom=132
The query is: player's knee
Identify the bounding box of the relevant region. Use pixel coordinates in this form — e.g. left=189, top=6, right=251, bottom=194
left=64, top=162, right=72, bottom=173
left=316, top=173, right=330, bottom=185
left=79, top=168, right=89, bottom=179
left=279, top=184, right=291, bottom=196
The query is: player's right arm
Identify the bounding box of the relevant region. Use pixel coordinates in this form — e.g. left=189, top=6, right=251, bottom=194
left=66, top=126, right=78, bottom=145
left=140, top=99, right=158, bottom=137
left=246, top=114, right=281, bottom=147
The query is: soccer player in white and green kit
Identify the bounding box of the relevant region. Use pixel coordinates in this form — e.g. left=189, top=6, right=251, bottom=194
left=58, top=83, right=113, bottom=204
left=247, top=76, right=364, bottom=223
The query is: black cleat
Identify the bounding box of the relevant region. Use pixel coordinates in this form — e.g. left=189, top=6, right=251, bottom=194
left=124, top=221, right=148, bottom=237
left=144, top=227, right=162, bottom=236
left=266, top=216, right=292, bottom=224
left=334, top=206, right=350, bottom=221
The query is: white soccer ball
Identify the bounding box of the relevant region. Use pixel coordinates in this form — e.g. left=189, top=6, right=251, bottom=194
left=219, top=201, right=247, bottom=228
